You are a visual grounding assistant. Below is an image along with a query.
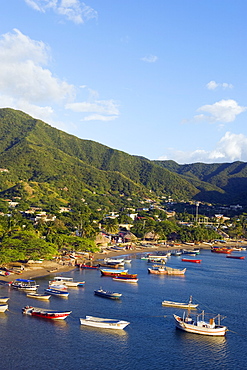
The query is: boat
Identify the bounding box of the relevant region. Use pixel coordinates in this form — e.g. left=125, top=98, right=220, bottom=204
left=0, top=296, right=9, bottom=303
left=26, top=293, right=51, bottom=300
left=173, top=310, right=227, bottom=336
left=48, top=283, right=68, bottom=291
left=11, top=279, right=39, bottom=291
left=79, top=315, right=130, bottom=329
left=112, top=276, right=138, bottom=283
left=49, top=277, right=85, bottom=287
left=181, top=258, right=201, bottom=263
left=148, top=266, right=186, bottom=275
left=44, top=288, right=69, bottom=298
left=104, top=258, right=125, bottom=264
left=211, top=247, right=232, bottom=254
left=171, top=250, right=182, bottom=256
left=77, top=264, right=99, bottom=269
left=226, top=255, right=245, bottom=259
left=0, top=304, right=8, bottom=312
left=182, top=249, right=200, bottom=255
left=162, top=296, right=198, bottom=309
left=94, top=288, right=122, bottom=299
left=22, top=306, right=71, bottom=320
left=100, top=268, right=128, bottom=277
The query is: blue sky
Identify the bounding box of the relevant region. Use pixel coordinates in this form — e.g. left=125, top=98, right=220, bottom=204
left=1, top=1, right=247, bottom=164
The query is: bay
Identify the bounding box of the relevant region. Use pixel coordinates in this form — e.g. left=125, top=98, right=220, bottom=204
left=0, top=249, right=246, bottom=370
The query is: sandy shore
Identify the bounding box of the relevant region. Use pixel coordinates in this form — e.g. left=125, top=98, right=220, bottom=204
left=0, top=240, right=239, bottom=283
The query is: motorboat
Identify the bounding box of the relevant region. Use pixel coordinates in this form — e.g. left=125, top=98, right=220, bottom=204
left=173, top=310, right=227, bottom=336
left=26, top=293, right=51, bottom=300
left=79, top=315, right=130, bottom=329
left=162, top=296, right=198, bottom=309
left=49, top=277, right=85, bottom=287
left=94, top=288, right=122, bottom=299
left=44, top=288, right=69, bottom=298
left=11, top=279, right=39, bottom=291
left=22, top=306, right=71, bottom=320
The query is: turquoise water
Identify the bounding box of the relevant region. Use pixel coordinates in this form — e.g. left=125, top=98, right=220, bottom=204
left=0, top=249, right=246, bottom=370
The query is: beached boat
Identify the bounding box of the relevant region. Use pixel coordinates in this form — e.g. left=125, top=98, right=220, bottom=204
left=226, top=255, right=245, bottom=259
left=181, top=258, right=201, bottom=263
left=113, top=276, right=138, bottom=283
left=173, top=311, right=227, bottom=336
left=94, top=288, right=122, bottom=299
left=44, top=288, right=69, bottom=298
left=80, top=315, right=130, bottom=329
left=77, top=264, right=99, bottom=269
left=100, top=268, right=128, bottom=277
left=26, top=293, right=51, bottom=300
left=162, top=296, right=198, bottom=309
left=49, top=277, right=85, bottom=287
left=11, top=279, right=39, bottom=291
left=0, top=296, right=9, bottom=303
left=0, top=304, right=8, bottom=312
left=22, top=306, right=71, bottom=320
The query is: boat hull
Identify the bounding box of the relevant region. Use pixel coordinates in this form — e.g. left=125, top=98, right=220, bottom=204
left=162, top=301, right=198, bottom=309
left=44, top=288, right=69, bottom=297
left=0, top=297, right=9, bottom=303
left=0, top=304, right=8, bottom=312
left=22, top=306, right=71, bottom=320
left=173, top=314, right=227, bottom=336
left=181, top=259, right=201, bottom=263
left=26, top=293, right=51, bottom=300
left=112, top=277, right=138, bottom=283
left=94, top=289, right=122, bottom=299
left=80, top=316, right=129, bottom=329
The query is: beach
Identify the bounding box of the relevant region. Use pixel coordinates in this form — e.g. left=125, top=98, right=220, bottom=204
left=0, top=240, right=239, bottom=283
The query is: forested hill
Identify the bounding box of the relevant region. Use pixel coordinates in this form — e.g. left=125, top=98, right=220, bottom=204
left=153, top=160, right=247, bottom=206
left=0, top=108, right=198, bottom=210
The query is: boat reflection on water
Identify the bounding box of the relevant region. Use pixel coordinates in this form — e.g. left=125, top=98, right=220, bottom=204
left=79, top=324, right=129, bottom=339
left=175, top=328, right=227, bottom=352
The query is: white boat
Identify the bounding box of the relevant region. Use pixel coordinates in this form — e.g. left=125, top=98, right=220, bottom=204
left=173, top=311, right=227, bottom=336
left=26, top=293, right=51, bottom=300
left=11, top=279, right=39, bottom=291
left=162, top=296, right=198, bottom=309
left=0, top=296, right=9, bottom=303
left=44, top=288, right=69, bottom=298
left=49, top=277, right=85, bottom=287
left=0, top=304, right=8, bottom=312
left=79, top=315, right=130, bottom=330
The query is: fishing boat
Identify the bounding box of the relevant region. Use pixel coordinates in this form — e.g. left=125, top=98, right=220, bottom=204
left=100, top=268, right=128, bottom=277
left=44, top=288, right=69, bottom=298
left=94, top=288, right=122, bottom=299
left=113, top=276, right=138, bottom=283
left=49, top=277, right=85, bottom=287
left=0, top=304, right=8, bottom=312
left=26, top=293, right=51, bottom=300
left=0, top=296, right=9, bottom=303
left=162, top=296, right=198, bottom=309
left=226, top=255, right=245, bottom=259
left=148, top=265, right=186, bottom=275
left=182, top=249, right=200, bottom=255
left=211, top=247, right=232, bottom=254
left=181, top=258, right=201, bottom=263
left=173, top=310, right=227, bottom=336
left=11, top=279, right=39, bottom=291
left=79, top=315, right=130, bottom=329
left=22, top=306, right=71, bottom=320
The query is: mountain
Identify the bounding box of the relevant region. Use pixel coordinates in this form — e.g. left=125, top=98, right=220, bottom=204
left=0, top=108, right=198, bottom=210
left=154, top=160, right=247, bottom=206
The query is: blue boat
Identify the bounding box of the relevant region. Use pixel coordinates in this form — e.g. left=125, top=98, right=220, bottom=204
left=44, top=288, right=69, bottom=298
left=94, top=288, right=122, bottom=299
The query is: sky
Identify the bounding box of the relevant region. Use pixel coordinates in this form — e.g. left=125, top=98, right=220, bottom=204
left=0, top=1, right=247, bottom=164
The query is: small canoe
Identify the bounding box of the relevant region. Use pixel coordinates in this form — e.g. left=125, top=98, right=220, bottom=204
left=182, top=259, right=201, bottom=263
left=27, top=293, right=51, bottom=300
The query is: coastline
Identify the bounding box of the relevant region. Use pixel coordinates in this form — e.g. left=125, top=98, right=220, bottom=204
left=0, top=241, right=240, bottom=283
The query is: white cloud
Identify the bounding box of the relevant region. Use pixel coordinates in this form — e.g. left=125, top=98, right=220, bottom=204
left=196, top=99, right=247, bottom=123
left=141, top=55, right=158, bottom=63
left=24, top=0, right=98, bottom=24
left=206, top=80, right=233, bottom=90
left=158, top=132, right=247, bottom=164
left=82, top=114, right=118, bottom=122
left=65, top=99, right=119, bottom=120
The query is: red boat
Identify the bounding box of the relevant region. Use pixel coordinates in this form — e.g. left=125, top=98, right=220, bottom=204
left=77, top=264, right=99, bottom=269
left=100, top=269, right=137, bottom=278
left=22, top=306, right=72, bottom=320
left=226, top=256, right=245, bottom=259
left=181, top=258, right=201, bottom=263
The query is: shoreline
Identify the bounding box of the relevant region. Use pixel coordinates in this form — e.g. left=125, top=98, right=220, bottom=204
left=0, top=241, right=240, bottom=283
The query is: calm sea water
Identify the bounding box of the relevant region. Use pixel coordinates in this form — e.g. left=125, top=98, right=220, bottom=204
left=0, top=249, right=246, bottom=370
